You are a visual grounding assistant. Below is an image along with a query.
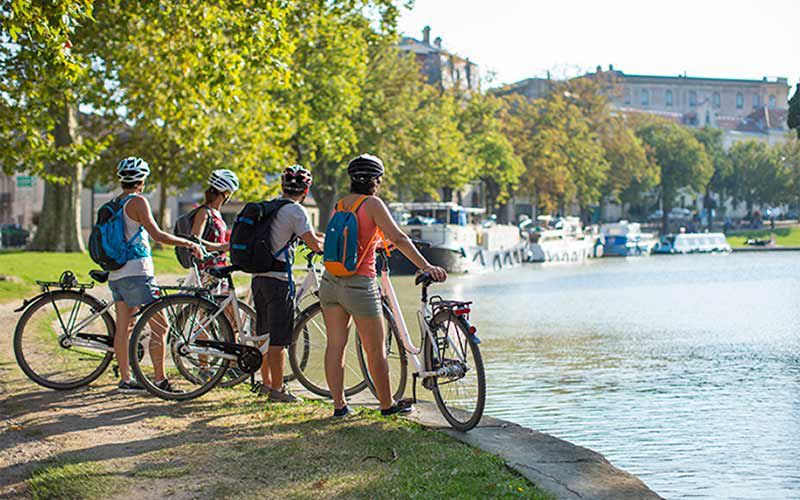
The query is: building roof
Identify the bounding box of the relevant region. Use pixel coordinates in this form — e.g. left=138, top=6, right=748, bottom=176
left=588, top=68, right=788, bottom=87
left=736, top=107, right=789, bottom=132
left=398, top=33, right=475, bottom=66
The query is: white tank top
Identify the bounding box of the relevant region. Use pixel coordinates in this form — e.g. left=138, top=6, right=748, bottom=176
left=108, top=196, right=154, bottom=281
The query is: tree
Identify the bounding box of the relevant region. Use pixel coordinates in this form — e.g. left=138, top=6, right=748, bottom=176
left=563, top=76, right=657, bottom=219
left=82, top=1, right=295, bottom=225
left=728, top=140, right=790, bottom=214
left=692, top=127, right=732, bottom=230
left=458, top=93, right=523, bottom=220
left=0, top=1, right=105, bottom=251
left=634, top=117, right=712, bottom=232
left=789, top=83, right=800, bottom=139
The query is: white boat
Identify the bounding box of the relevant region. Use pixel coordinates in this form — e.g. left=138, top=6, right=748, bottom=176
left=653, top=232, right=732, bottom=254
left=526, top=216, right=601, bottom=263
left=601, top=221, right=657, bottom=257
left=388, top=202, right=528, bottom=274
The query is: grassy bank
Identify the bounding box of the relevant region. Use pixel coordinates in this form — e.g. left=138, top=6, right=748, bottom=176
left=725, top=226, right=800, bottom=248
left=0, top=249, right=185, bottom=302
left=22, top=389, right=550, bottom=500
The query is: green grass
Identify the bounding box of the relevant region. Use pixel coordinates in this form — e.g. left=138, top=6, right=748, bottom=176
left=27, top=462, right=127, bottom=500
left=23, top=390, right=552, bottom=500
left=0, top=249, right=185, bottom=302
left=726, top=226, right=800, bottom=248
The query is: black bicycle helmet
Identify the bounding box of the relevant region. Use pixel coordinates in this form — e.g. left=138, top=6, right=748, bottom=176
left=347, top=154, right=384, bottom=181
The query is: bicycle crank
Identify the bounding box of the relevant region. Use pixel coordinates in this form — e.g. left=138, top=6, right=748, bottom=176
left=194, top=340, right=263, bottom=374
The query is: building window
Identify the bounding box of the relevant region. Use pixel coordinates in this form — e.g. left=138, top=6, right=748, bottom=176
left=753, top=94, right=761, bottom=107
left=713, top=92, right=720, bottom=108
left=689, top=91, right=697, bottom=107
left=665, top=90, right=673, bottom=106
left=769, top=95, right=776, bottom=108
left=641, top=89, right=649, bottom=106
left=736, top=92, right=743, bottom=109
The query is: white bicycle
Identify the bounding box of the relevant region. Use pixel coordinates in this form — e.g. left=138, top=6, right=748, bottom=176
left=359, top=244, right=486, bottom=431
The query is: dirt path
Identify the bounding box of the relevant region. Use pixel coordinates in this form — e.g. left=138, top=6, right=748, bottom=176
left=0, top=278, right=250, bottom=499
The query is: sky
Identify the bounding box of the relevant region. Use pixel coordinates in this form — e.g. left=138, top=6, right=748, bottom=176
left=397, top=0, right=800, bottom=90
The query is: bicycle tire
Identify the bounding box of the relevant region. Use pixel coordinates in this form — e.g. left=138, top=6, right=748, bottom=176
left=423, top=311, right=485, bottom=432
left=288, top=302, right=368, bottom=398
left=129, top=294, right=235, bottom=401
left=356, top=303, right=408, bottom=402
left=13, top=290, right=115, bottom=390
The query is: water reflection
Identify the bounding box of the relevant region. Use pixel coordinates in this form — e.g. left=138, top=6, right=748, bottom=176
left=392, top=253, right=800, bottom=499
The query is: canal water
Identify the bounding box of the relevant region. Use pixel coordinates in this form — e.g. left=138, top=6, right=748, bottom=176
left=393, top=252, right=800, bottom=499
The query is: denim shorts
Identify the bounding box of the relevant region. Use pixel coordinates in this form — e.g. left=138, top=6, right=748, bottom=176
left=319, top=272, right=382, bottom=318
left=109, top=275, right=160, bottom=308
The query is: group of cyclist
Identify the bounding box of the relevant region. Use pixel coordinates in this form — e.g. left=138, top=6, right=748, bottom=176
left=108, top=154, right=447, bottom=417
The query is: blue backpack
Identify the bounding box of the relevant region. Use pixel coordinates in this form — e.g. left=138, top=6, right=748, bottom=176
left=88, top=194, right=150, bottom=271
left=323, top=195, right=385, bottom=276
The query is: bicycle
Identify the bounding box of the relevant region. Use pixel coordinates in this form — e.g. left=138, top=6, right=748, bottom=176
left=12, top=270, right=120, bottom=390
left=287, top=251, right=371, bottom=398
left=357, top=244, right=486, bottom=431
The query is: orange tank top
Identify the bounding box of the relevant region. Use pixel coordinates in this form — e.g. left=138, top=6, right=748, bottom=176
left=355, top=197, right=379, bottom=278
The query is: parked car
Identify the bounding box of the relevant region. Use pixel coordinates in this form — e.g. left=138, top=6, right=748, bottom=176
left=0, top=224, right=30, bottom=248
left=647, top=207, right=692, bottom=221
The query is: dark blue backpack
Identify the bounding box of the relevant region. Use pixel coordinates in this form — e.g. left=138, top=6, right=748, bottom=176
left=88, top=195, right=150, bottom=271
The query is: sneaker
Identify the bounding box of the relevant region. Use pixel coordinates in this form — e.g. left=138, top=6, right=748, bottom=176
left=380, top=399, right=414, bottom=417
left=117, top=379, right=146, bottom=393
left=154, top=379, right=183, bottom=393
left=257, top=384, right=273, bottom=397
left=333, top=405, right=353, bottom=418
left=268, top=384, right=302, bottom=403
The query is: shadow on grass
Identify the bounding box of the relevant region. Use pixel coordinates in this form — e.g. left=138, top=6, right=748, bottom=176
left=2, top=383, right=547, bottom=499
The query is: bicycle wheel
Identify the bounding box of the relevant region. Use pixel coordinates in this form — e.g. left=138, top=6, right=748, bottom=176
left=13, top=290, right=115, bottom=390
left=288, top=302, right=367, bottom=398
left=216, top=301, right=300, bottom=388
left=129, top=294, right=234, bottom=401
left=423, top=310, right=485, bottom=432
left=356, top=303, right=408, bottom=402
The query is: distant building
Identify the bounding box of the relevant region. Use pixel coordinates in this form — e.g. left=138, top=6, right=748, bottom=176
left=497, top=66, right=793, bottom=146
left=399, top=26, right=480, bottom=94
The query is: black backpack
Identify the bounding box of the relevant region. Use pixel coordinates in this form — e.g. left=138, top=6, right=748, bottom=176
left=173, top=205, right=213, bottom=268
left=229, top=199, right=293, bottom=273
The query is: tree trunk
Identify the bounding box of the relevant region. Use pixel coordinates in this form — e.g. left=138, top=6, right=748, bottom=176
left=157, top=169, right=168, bottom=229
left=705, top=184, right=714, bottom=232
left=30, top=100, right=84, bottom=252
left=311, top=165, right=338, bottom=232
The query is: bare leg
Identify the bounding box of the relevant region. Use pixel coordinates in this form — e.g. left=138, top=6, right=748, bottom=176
left=268, top=346, right=285, bottom=388
left=259, top=346, right=272, bottom=390
left=113, top=302, right=135, bottom=381
left=148, top=310, right=169, bottom=382
left=322, top=304, right=351, bottom=410
left=354, top=315, right=393, bottom=410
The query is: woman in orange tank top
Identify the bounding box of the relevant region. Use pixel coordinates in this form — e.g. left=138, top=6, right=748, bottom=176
left=318, top=154, right=448, bottom=417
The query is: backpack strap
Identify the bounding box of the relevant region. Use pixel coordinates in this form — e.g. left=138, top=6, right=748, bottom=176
left=349, top=195, right=370, bottom=213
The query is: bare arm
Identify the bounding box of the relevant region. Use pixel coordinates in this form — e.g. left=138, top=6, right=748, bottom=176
left=367, top=197, right=430, bottom=270
left=299, top=230, right=323, bottom=253
left=190, top=208, right=227, bottom=251
left=127, top=196, right=201, bottom=255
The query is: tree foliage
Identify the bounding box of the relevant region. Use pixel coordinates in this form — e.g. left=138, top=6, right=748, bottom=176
left=0, top=0, right=103, bottom=251
left=728, top=140, right=790, bottom=212
left=633, top=116, right=712, bottom=231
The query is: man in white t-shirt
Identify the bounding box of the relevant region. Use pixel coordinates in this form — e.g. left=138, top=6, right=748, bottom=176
left=251, top=165, right=323, bottom=402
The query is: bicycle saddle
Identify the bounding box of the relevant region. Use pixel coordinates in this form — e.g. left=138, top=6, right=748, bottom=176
left=89, top=270, right=109, bottom=283
left=207, top=265, right=238, bottom=279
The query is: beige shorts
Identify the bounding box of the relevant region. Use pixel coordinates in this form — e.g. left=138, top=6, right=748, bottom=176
left=319, top=272, right=382, bottom=318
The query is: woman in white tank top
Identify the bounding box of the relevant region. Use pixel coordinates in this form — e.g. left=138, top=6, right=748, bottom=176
left=109, top=157, right=203, bottom=393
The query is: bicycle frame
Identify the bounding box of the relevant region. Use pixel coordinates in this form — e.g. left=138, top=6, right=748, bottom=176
left=16, top=273, right=117, bottom=353
left=180, top=256, right=322, bottom=361
left=379, top=259, right=470, bottom=381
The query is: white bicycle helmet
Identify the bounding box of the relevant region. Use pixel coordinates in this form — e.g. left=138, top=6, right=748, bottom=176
left=117, top=157, right=150, bottom=183
left=208, top=169, right=240, bottom=193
